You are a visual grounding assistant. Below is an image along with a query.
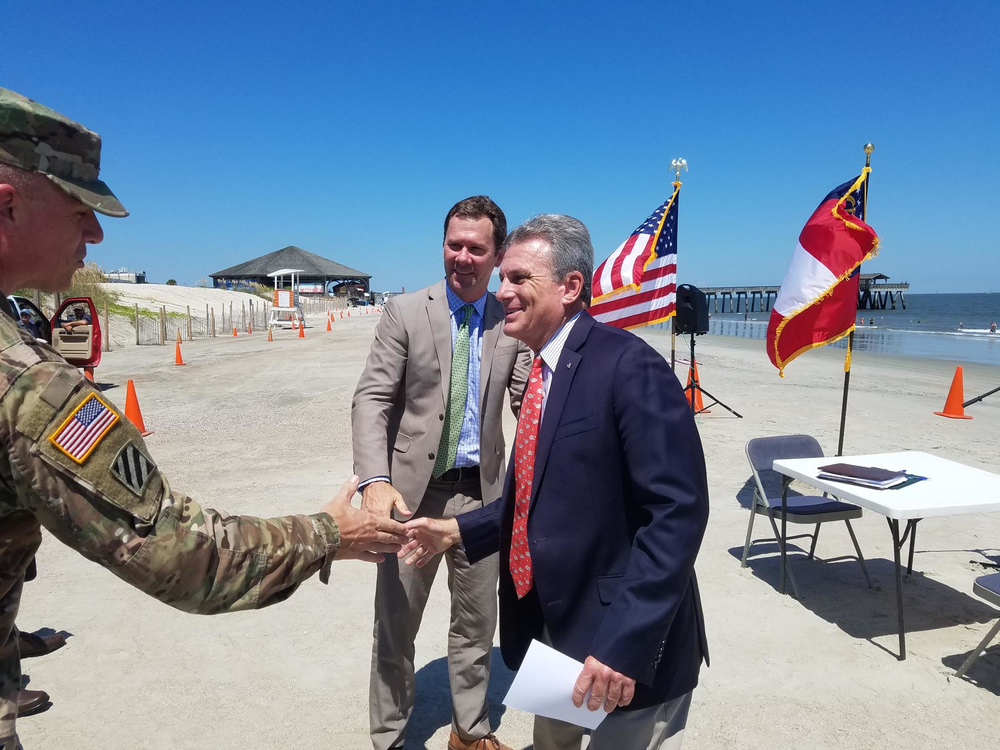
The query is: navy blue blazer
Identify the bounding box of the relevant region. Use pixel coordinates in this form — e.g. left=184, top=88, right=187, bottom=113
left=457, top=312, right=709, bottom=709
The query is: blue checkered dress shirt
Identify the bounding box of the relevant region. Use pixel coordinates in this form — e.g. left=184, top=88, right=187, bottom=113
left=444, top=284, right=486, bottom=468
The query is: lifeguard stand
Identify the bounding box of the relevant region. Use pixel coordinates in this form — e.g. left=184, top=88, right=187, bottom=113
left=267, top=268, right=306, bottom=329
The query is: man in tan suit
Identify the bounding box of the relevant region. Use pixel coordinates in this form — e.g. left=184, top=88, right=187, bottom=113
left=353, top=196, right=531, bottom=750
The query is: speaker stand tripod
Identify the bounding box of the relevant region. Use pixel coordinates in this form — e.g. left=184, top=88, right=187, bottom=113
left=683, top=333, right=743, bottom=418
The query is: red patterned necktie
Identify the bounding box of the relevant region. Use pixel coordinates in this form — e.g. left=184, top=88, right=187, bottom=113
left=511, top=355, right=544, bottom=598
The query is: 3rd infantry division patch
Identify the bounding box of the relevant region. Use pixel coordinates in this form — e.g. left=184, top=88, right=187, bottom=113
left=111, top=441, right=155, bottom=496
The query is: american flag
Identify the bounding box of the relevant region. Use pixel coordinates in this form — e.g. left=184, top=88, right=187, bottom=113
left=50, top=394, right=119, bottom=463
left=590, top=185, right=680, bottom=330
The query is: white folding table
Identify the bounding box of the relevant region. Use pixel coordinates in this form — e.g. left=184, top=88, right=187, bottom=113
left=772, top=451, right=1000, bottom=660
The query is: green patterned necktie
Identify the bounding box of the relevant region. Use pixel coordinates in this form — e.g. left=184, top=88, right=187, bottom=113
left=433, top=304, right=473, bottom=478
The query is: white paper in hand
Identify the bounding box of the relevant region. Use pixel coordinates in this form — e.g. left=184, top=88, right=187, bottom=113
left=502, top=640, right=609, bottom=731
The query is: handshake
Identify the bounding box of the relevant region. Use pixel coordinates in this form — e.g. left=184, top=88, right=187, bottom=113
left=322, top=479, right=458, bottom=565
left=329, top=478, right=637, bottom=714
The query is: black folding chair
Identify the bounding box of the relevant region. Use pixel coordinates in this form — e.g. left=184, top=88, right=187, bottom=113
left=743, top=435, right=873, bottom=598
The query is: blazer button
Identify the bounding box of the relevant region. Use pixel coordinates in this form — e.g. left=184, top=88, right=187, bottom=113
left=428, top=452, right=435, bottom=460
left=439, top=413, right=444, bottom=421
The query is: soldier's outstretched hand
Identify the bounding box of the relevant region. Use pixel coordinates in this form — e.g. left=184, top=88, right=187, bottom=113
left=322, top=476, right=409, bottom=563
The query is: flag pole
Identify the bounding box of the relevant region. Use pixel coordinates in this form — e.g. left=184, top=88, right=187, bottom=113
left=836, top=142, right=874, bottom=456
left=670, top=304, right=676, bottom=371
left=669, top=158, right=687, bottom=372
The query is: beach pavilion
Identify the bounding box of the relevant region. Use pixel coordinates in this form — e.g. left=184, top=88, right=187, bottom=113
left=210, top=245, right=371, bottom=300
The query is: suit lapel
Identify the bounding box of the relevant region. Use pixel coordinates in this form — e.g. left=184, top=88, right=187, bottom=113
left=478, top=294, right=503, bottom=412
left=426, top=280, right=452, bottom=407
left=528, top=312, right=596, bottom=513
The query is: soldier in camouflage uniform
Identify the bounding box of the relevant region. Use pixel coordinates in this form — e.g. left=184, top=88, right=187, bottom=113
left=0, top=87, right=407, bottom=750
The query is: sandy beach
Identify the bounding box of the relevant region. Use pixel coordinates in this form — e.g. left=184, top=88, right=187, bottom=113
left=15, top=313, right=1000, bottom=749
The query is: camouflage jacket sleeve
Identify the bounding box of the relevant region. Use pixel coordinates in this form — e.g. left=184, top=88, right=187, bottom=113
left=0, top=351, right=340, bottom=615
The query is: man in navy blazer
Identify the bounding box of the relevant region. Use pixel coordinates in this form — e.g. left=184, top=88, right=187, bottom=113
left=402, top=214, right=709, bottom=750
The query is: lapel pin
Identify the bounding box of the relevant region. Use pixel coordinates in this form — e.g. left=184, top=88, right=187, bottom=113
left=566, top=363, right=572, bottom=369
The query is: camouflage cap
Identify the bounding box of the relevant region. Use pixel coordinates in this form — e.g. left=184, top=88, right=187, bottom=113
left=0, top=88, right=127, bottom=217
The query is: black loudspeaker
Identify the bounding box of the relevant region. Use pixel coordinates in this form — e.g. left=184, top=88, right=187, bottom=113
left=675, top=284, right=709, bottom=335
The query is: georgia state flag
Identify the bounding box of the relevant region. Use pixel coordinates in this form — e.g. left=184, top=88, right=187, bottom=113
left=766, top=172, right=879, bottom=376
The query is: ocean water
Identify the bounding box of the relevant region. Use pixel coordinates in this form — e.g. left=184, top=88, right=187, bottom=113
left=664, top=293, right=1000, bottom=367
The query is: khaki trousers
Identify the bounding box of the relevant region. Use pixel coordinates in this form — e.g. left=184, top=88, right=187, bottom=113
left=369, top=477, right=499, bottom=750
left=533, top=691, right=692, bottom=750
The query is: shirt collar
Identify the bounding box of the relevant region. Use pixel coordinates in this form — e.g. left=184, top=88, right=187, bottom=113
left=538, top=311, right=584, bottom=371
left=445, top=283, right=487, bottom=320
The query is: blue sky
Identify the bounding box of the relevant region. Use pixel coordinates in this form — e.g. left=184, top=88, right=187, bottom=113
left=4, top=1, right=997, bottom=293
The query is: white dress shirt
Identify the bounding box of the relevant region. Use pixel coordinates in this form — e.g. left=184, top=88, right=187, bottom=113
left=536, top=311, right=583, bottom=423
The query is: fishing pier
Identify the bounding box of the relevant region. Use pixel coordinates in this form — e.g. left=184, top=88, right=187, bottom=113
left=702, top=274, right=908, bottom=313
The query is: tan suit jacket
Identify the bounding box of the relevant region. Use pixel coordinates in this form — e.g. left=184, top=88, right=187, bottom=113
left=352, top=280, right=531, bottom=513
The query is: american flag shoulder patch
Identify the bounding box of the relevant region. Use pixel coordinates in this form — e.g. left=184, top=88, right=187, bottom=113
left=111, top=441, right=155, bottom=496
left=48, top=393, right=119, bottom=464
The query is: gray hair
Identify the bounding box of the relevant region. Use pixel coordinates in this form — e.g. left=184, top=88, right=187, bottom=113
left=0, top=162, right=38, bottom=195
left=503, top=214, right=593, bottom=304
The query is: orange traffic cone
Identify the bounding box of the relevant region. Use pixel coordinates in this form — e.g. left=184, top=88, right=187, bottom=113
left=176, top=329, right=182, bottom=344
left=174, top=341, right=185, bottom=366
left=934, top=366, right=973, bottom=419
left=326, top=317, right=332, bottom=331
left=340, top=310, right=344, bottom=319
left=686, top=361, right=710, bottom=413
left=83, top=367, right=95, bottom=381
left=232, top=326, right=238, bottom=337
left=125, top=379, right=153, bottom=436
left=248, top=322, right=253, bottom=335
left=298, top=319, right=305, bottom=338
left=267, top=327, right=273, bottom=342
left=291, top=319, right=298, bottom=330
